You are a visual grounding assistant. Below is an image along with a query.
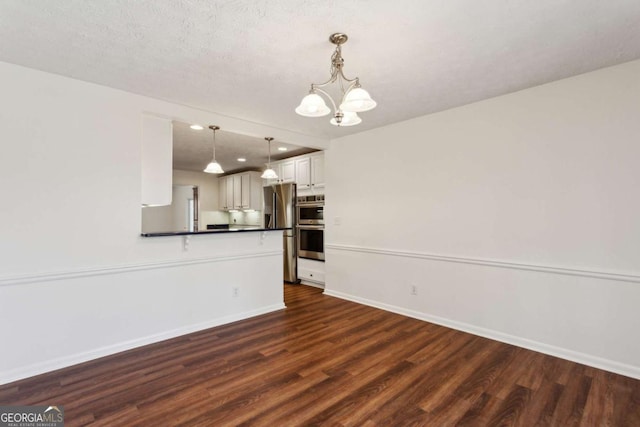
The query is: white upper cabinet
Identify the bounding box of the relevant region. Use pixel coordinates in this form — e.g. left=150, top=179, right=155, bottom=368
left=296, top=153, right=324, bottom=191
left=218, top=175, right=235, bottom=210
left=295, top=157, right=311, bottom=190
left=219, top=171, right=263, bottom=211
left=262, top=151, right=324, bottom=193
left=232, top=174, right=242, bottom=209
left=265, top=159, right=295, bottom=186
left=219, top=176, right=228, bottom=210
left=225, top=175, right=234, bottom=210
left=311, top=154, right=325, bottom=189
left=239, top=172, right=262, bottom=209
left=280, top=160, right=295, bottom=183
left=241, top=173, right=251, bottom=208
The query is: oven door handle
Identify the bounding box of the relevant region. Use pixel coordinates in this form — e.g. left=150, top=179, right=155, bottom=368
left=296, top=225, right=324, bottom=230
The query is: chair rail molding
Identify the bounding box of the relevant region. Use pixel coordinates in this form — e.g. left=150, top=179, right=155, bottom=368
left=0, top=250, right=282, bottom=287
left=325, top=243, right=640, bottom=284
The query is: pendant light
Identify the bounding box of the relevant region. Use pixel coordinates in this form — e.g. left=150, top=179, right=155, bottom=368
left=261, top=137, right=278, bottom=179
left=296, top=33, right=376, bottom=127
left=203, top=125, right=224, bottom=174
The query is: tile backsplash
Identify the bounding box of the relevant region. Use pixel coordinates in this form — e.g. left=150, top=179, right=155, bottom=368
left=201, top=210, right=263, bottom=227
left=229, top=210, right=262, bottom=226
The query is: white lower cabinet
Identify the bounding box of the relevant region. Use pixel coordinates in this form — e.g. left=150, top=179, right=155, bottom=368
left=297, top=258, right=325, bottom=287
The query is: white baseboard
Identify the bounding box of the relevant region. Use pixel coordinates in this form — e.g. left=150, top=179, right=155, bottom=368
left=0, top=303, right=285, bottom=385
left=323, top=289, right=640, bottom=380
left=299, top=280, right=325, bottom=289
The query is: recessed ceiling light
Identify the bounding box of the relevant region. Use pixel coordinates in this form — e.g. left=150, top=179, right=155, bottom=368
left=278, top=147, right=288, bottom=151
left=190, top=124, right=204, bottom=130
left=237, top=158, right=246, bottom=162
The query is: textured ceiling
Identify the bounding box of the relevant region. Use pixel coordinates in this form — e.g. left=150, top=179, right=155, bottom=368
left=1, top=1, right=639, bottom=140
left=173, top=121, right=316, bottom=174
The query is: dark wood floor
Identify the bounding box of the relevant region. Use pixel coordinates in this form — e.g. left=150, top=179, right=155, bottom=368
left=1, top=284, right=639, bottom=426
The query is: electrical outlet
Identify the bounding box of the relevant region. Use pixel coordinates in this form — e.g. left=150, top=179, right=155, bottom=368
left=410, top=285, right=418, bottom=296
left=232, top=287, right=239, bottom=298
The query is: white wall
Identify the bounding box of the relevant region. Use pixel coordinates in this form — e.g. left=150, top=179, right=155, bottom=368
left=173, top=169, right=219, bottom=212
left=140, top=199, right=174, bottom=233
left=325, top=59, right=640, bottom=379
left=0, top=61, right=327, bottom=384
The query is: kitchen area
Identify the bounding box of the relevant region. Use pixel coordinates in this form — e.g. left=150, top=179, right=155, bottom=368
left=141, top=121, right=326, bottom=288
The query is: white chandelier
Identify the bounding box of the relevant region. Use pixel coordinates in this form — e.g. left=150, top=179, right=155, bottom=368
left=295, top=33, right=377, bottom=127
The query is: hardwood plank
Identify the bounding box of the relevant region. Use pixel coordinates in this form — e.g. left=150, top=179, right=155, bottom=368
left=550, top=365, right=593, bottom=426
left=0, top=283, right=638, bottom=426
left=518, top=379, right=564, bottom=426
left=486, top=384, right=532, bottom=426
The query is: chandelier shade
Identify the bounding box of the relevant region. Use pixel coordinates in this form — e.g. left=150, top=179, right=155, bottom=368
left=330, top=111, right=362, bottom=127
left=340, top=87, right=377, bottom=112
left=295, top=33, right=376, bottom=127
left=295, top=93, right=331, bottom=117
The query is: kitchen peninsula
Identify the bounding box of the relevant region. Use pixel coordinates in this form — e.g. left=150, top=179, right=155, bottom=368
left=141, top=227, right=290, bottom=237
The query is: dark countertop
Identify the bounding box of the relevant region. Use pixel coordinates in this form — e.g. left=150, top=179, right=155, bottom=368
left=141, top=227, right=290, bottom=237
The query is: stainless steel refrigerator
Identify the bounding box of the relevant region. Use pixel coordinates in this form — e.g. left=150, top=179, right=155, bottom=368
left=263, top=183, right=299, bottom=283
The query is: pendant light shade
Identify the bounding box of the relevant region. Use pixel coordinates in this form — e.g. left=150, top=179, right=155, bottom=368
left=261, top=137, right=278, bottom=179
left=330, top=111, right=362, bottom=127
left=204, top=161, right=224, bottom=174
left=261, top=168, right=278, bottom=179
left=295, top=93, right=331, bottom=117
left=339, top=87, right=377, bottom=112
left=204, top=125, right=224, bottom=174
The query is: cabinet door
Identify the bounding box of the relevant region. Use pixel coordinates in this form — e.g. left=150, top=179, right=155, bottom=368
left=219, top=176, right=228, bottom=210
left=250, top=173, right=263, bottom=210
left=280, top=160, right=295, bottom=183
left=232, top=174, right=242, bottom=209
left=240, top=173, right=251, bottom=208
left=295, top=157, right=311, bottom=189
left=311, top=155, right=325, bottom=189
left=226, top=175, right=234, bottom=210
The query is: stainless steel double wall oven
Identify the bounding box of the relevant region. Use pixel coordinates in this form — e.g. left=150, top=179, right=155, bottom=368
left=297, top=194, right=324, bottom=261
